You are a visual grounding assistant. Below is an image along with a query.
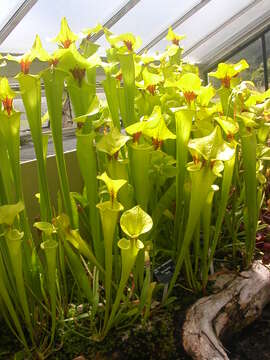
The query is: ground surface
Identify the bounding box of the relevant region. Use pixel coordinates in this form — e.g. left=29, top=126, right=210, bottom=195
left=225, top=303, right=270, bottom=360
left=0, top=301, right=269, bottom=359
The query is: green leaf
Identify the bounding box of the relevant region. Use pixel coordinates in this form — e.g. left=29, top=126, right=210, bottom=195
left=5, top=228, right=24, bottom=241
left=58, top=48, right=101, bottom=74
left=197, top=85, right=215, bottom=106
left=177, top=73, right=201, bottom=92
left=125, top=119, right=146, bottom=135
left=40, top=239, right=58, bottom=251
left=215, top=116, right=239, bottom=136
left=80, top=39, right=100, bottom=58
left=0, top=77, right=16, bottom=100
left=102, top=75, right=121, bottom=129
left=163, top=44, right=181, bottom=58
left=0, top=201, right=24, bottom=226
left=118, top=53, right=136, bottom=125
left=33, top=221, right=55, bottom=235
left=237, top=112, right=258, bottom=129
left=101, top=61, right=119, bottom=75
left=120, top=205, right=153, bottom=239
left=117, top=237, right=130, bottom=250
left=105, top=30, right=142, bottom=52
left=166, top=27, right=185, bottom=44
left=137, top=53, right=160, bottom=65
left=6, top=34, right=50, bottom=67
left=73, top=95, right=101, bottom=123
left=209, top=59, right=249, bottom=84
left=245, top=88, right=270, bottom=107
left=212, top=160, right=224, bottom=177
left=31, top=34, right=50, bottom=61
left=51, top=17, right=78, bottom=48
left=82, top=23, right=103, bottom=37
left=142, top=67, right=163, bottom=87
left=163, top=65, right=181, bottom=88
left=187, top=161, right=202, bottom=172
left=96, top=200, right=124, bottom=212
left=118, top=237, right=144, bottom=250
left=142, top=106, right=176, bottom=141
left=97, top=172, right=127, bottom=202
left=149, top=150, right=176, bottom=186
left=96, top=127, right=131, bottom=156
left=188, top=126, right=235, bottom=161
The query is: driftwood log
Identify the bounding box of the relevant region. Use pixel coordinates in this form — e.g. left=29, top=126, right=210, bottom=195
left=182, top=261, right=270, bottom=360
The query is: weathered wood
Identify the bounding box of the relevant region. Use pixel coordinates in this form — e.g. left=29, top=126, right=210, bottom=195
left=182, top=261, right=270, bottom=360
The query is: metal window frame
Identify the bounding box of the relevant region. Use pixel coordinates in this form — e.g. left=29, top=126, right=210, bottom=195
left=88, top=0, right=141, bottom=42
left=204, top=24, right=270, bottom=91
left=183, top=0, right=263, bottom=58
left=0, top=0, right=38, bottom=46
left=0, top=0, right=141, bottom=53
left=200, top=11, right=270, bottom=71
left=138, top=0, right=212, bottom=55
left=262, top=32, right=269, bottom=90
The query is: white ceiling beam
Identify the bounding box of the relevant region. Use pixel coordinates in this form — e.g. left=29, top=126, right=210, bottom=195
left=183, top=0, right=263, bottom=57
left=89, top=0, right=141, bottom=42
left=0, top=0, right=38, bottom=45
left=138, top=0, right=212, bottom=54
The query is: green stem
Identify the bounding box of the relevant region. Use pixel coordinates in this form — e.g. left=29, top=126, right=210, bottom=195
left=118, top=53, right=136, bottom=126
left=0, top=251, right=29, bottom=350
left=63, top=241, right=93, bottom=302
left=240, top=131, right=258, bottom=266
left=129, top=143, right=152, bottom=211
left=97, top=201, right=122, bottom=328
left=0, top=135, right=14, bottom=203
left=103, top=75, right=121, bottom=129
left=206, top=154, right=235, bottom=286
left=42, top=68, right=74, bottom=226
left=0, top=112, right=22, bottom=200
left=0, top=112, right=32, bottom=252
left=103, top=238, right=143, bottom=336
left=107, top=158, right=133, bottom=210
left=201, top=186, right=217, bottom=288
left=76, top=131, right=103, bottom=264
left=194, top=218, right=201, bottom=277
left=67, top=77, right=95, bottom=117
left=174, top=109, right=194, bottom=250
left=65, top=228, right=104, bottom=274
left=41, top=238, right=58, bottom=344
left=168, top=166, right=216, bottom=298
left=5, top=228, right=33, bottom=340
left=17, top=73, right=52, bottom=221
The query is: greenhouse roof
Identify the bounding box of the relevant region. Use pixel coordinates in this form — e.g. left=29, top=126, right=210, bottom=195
left=0, top=0, right=269, bottom=68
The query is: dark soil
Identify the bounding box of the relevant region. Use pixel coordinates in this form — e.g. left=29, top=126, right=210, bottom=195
left=1, top=301, right=270, bottom=359
left=48, top=303, right=193, bottom=360
left=225, top=303, right=270, bottom=360
left=47, top=301, right=270, bottom=360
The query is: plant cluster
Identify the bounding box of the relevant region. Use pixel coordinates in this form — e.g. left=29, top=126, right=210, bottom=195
left=0, top=18, right=270, bottom=358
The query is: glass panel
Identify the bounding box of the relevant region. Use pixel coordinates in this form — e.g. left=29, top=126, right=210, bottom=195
left=150, top=0, right=254, bottom=55
left=20, top=128, right=77, bottom=161
left=208, top=39, right=264, bottom=91
left=0, top=0, right=24, bottom=28
left=265, top=31, right=270, bottom=89
left=188, top=0, right=270, bottom=64
left=227, top=39, right=264, bottom=91
left=0, top=0, right=126, bottom=53
left=20, top=93, right=77, bottom=161
left=97, top=0, right=199, bottom=52
left=18, top=95, right=50, bottom=133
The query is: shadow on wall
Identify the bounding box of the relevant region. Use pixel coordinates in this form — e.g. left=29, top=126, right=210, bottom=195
left=21, top=150, right=83, bottom=226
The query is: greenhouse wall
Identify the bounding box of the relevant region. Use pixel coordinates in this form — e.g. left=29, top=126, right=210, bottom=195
left=21, top=150, right=82, bottom=225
